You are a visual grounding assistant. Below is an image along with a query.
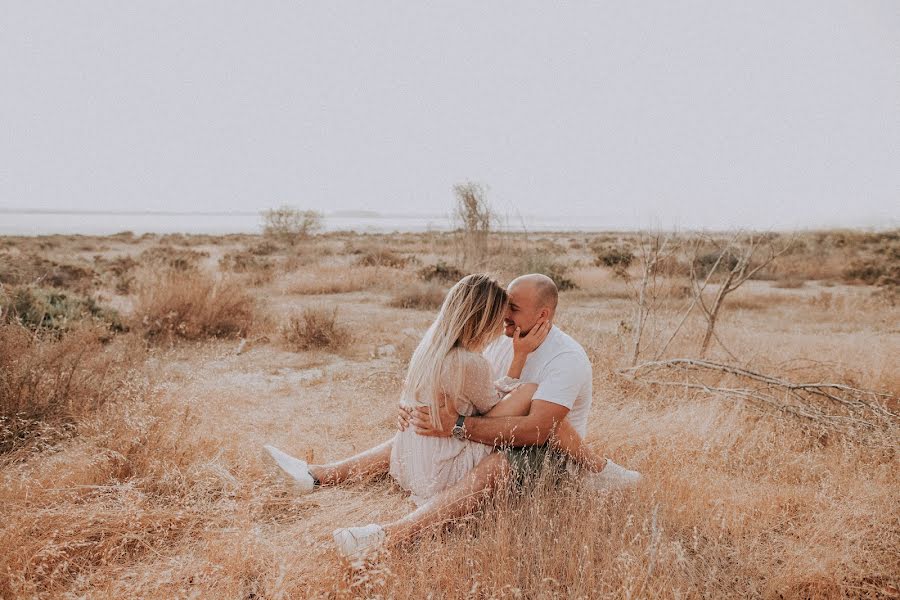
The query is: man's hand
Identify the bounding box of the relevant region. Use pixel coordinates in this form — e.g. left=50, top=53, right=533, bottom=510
left=410, top=398, right=458, bottom=438
left=397, top=404, right=412, bottom=431
left=512, top=319, right=552, bottom=356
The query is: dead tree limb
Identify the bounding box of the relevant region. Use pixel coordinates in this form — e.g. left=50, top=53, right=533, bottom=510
left=619, top=358, right=899, bottom=429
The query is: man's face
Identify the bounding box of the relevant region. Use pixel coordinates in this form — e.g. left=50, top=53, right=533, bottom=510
left=503, top=282, right=544, bottom=337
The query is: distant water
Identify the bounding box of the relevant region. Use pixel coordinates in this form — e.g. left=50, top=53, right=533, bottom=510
left=0, top=211, right=635, bottom=236
left=1, top=210, right=895, bottom=236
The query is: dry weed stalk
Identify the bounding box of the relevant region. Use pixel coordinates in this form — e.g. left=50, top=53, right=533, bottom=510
left=625, top=232, right=677, bottom=366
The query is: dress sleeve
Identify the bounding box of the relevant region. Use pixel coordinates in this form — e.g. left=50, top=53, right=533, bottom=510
left=463, top=353, right=503, bottom=414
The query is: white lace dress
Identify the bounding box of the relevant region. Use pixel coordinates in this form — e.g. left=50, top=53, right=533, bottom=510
left=389, top=348, right=521, bottom=506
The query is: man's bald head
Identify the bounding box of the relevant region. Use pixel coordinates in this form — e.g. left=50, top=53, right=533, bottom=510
left=508, top=273, right=559, bottom=313
left=501, top=274, right=559, bottom=338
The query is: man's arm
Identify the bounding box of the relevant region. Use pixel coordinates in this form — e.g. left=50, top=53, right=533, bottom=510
left=410, top=398, right=570, bottom=447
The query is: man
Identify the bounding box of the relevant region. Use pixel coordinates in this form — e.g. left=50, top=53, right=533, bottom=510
left=264, top=274, right=640, bottom=561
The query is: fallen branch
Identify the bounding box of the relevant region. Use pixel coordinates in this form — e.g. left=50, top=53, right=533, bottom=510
left=618, top=358, right=898, bottom=434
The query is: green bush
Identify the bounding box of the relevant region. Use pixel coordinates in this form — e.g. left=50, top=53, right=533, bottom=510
left=0, top=286, right=124, bottom=333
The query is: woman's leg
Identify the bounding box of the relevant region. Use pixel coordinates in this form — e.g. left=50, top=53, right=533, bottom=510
left=382, top=452, right=512, bottom=543
left=307, top=437, right=394, bottom=485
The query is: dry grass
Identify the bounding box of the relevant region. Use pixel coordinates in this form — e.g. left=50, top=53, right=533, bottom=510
left=134, top=268, right=265, bottom=343
left=283, top=265, right=402, bottom=295
left=0, top=229, right=898, bottom=599
left=0, top=323, right=145, bottom=454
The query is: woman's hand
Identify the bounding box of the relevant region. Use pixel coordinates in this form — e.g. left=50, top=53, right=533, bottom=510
left=512, top=319, right=552, bottom=356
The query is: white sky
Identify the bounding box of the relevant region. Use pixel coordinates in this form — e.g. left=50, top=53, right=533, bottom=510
left=1, top=2, right=898, bottom=230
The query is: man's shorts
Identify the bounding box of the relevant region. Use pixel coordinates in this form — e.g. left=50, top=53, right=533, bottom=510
left=503, top=444, right=571, bottom=488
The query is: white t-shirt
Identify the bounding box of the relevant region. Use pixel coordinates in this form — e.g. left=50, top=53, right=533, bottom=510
left=481, top=326, right=593, bottom=437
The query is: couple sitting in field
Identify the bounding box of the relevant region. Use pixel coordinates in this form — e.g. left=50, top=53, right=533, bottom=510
left=264, top=273, right=641, bottom=562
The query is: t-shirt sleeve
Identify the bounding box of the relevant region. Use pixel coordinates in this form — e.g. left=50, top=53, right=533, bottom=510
left=532, top=352, right=590, bottom=410
left=463, top=354, right=503, bottom=414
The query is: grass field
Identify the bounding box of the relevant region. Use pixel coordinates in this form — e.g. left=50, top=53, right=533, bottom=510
left=1, top=229, right=897, bottom=599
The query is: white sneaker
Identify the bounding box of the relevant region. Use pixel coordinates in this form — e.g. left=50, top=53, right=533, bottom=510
left=262, top=445, right=316, bottom=494
left=333, top=524, right=386, bottom=567
left=585, top=458, right=642, bottom=491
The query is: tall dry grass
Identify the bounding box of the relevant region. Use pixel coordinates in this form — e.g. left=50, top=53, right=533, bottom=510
left=134, top=268, right=266, bottom=343
left=0, top=323, right=145, bottom=454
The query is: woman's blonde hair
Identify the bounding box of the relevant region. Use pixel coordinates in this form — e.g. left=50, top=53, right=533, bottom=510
left=402, top=273, right=508, bottom=429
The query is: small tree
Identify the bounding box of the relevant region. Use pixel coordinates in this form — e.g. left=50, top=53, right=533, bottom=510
left=452, top=182, right=495, bottom=266
left=261, top=206, right=323, bottom=245
left=689, top=232, right=793, bottom=357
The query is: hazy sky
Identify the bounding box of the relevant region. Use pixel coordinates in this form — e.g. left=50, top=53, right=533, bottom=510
left=2, top=2, right=898, bottom=230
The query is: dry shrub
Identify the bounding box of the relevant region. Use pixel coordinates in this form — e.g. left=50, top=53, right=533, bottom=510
left=93, top=254, right=139, bottom=294
left=843, top=256, right=900, bottom=288
left=134, top=269, right=262, bottom=343
left=389, top=281, right=447, bottom=310
left=281, top=306, right=351, bottom=351
left=511, top=251, right=577, bottom=291
left=262, top=206, right=323, bottom=245
left=0, top=252, right=97, bottom=292
left=219, top=250, right=275, bottom=285
left=593, top=243, right=635, bottom=272
left=418, top=261, right=465, bottom=283
left=0, top=323, right=144, bottom=453
left=139, top=246, right=209, bottom=272
left=354, top=248, right=408, bottom=268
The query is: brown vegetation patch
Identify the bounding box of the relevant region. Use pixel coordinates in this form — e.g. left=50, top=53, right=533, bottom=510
left=281, top=306, right=351, bottom=351
left=354, top=247, right=409, bottom=268
left=218, top=250, right=275, bottom=285
left=284, top=265, right=395, bottom=295
left=417, top=261, right=465, bottom=283
left=0, top=252, right=98, bottom=292
left=389, top=281, right=447, bottom=310
left=0, top=323, right=144, bottom=453
left=139, top=246, right=209, bottom=272
left=134, top=270, right=263, bottom=343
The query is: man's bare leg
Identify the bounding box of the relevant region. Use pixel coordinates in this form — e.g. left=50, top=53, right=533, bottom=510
left=307, top=437, right=394, bottom=485
left=382, top=452, right=512, bottom=543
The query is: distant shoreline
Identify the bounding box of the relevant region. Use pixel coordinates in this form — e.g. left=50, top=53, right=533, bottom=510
left=1, top=207, right=895, bottom=236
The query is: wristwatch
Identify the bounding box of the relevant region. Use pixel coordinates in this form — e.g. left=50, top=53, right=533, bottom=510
left=451, top=415, right=467, bottom=440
